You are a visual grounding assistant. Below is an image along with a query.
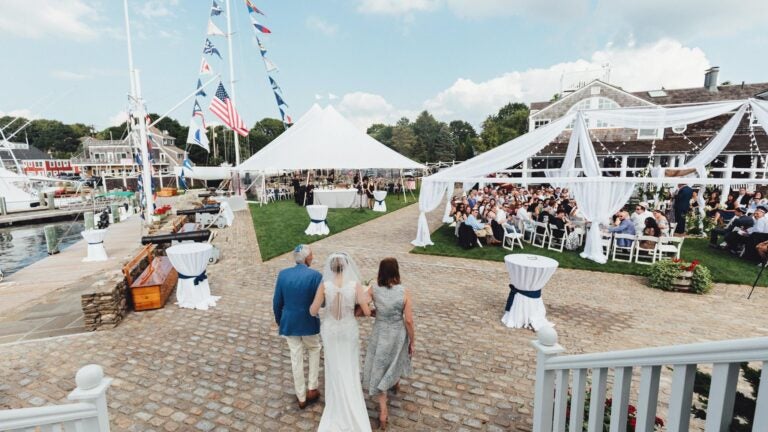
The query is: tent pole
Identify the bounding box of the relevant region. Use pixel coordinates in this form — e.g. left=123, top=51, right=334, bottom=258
left=401, top=169, right=406, bottom=202
left=302, top=170, right=311, bottom=206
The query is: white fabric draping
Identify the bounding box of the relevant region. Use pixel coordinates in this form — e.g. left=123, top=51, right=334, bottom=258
left=501, top=254, right=558, bottom=330
left=570, top=181, right=636, bottom=263
left=411, top=181, right=450, bottom=246
left=219, top=201, right=234, bottom=226
left=372, top=190, right=387, bottom=212
left=429, top=113, right=576, bottom=181
left=313, top=189, right=359, bottom=208
left=559, top=113, right=601, bottom=178
left=751, top=98, right=768, bottom=134
left=683, top=104, right=749, bottom=177
left=166, top=243, right=219, bottom=310
left=585, top=100, right=746, bottom=130
left=81, top=229, right=108, bottom=262
left=305, top=205, right=330, bottom=236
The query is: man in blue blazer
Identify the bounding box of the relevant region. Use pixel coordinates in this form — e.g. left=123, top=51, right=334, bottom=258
left=273, top=244, right=323, bottom=409
left=673, top=184, right=694, bottom=235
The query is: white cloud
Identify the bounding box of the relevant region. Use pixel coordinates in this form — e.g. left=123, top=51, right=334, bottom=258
left=108, top=111, right=129, bottom=127
left=357, top=0, right=441, bottom=16
left=306, top=16, right=338, bottom=36
left=139, top=0, right=179, bottom=19
left=424, top=39, right=710, bottom=124
left=0, top=0, right=99, bottom=40
left=336, top=92, right=416, bottom=130
left=50, top=70, right=92, bottom=81
left=0, top=109, right=39, bottom=120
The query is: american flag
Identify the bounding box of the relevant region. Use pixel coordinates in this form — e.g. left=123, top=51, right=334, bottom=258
left=209, top=82, right=248, bottom=137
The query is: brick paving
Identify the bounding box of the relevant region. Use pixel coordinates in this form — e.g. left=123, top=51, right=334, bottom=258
left=1, top=203, right=768, bottom=431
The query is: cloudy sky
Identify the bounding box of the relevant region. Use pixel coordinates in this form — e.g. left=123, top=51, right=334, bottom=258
left=0, top=0, right=766, bottom=131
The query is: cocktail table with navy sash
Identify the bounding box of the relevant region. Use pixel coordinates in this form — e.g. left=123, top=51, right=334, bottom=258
left=166, top=243, right=219, bottom=310
left=501, top=254, right=558, bottom=330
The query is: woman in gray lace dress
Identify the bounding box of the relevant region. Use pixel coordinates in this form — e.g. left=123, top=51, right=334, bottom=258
left=363, top=258, right=415, bottom=430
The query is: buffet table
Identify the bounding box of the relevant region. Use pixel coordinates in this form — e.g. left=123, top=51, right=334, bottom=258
left=313, top=189, right=360, bottom=208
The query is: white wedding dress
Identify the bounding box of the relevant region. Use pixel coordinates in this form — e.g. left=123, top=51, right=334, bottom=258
left=317, top=280, right=372, bottom=432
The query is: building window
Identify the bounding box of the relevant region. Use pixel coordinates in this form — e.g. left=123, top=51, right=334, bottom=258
left=567, top=97, right=620, bottom=129
left=35, top=161, right=43, bottom=167
left=534, top=119, right=551, bottom=129
left=637, top=128, right=662, bottom=140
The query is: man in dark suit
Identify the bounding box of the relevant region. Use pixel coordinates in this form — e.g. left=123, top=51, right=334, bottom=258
left=273, top=244, right=323, bottom=409
left=673, top=184, right=694, bottom=235
left=709, top=206, right=752, bottom=247
left=733, top=187, right=752, bottom=206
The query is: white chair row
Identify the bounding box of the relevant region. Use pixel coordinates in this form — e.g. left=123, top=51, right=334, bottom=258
left=608, top=233, right=684, bottom=265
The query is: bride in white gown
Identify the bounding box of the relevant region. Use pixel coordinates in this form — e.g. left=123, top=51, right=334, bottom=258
left=309, top=252, right=372, bottom=432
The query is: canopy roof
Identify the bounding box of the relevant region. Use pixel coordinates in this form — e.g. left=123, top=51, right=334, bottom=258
left=237, top=105, right=424, bottom=171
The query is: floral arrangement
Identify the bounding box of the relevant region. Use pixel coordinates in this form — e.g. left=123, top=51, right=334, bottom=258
left=647, top=258, right=713, bottom=294
left=153, top=205, right=172, bottom=216
left=566, top=392, right=664, bottom=431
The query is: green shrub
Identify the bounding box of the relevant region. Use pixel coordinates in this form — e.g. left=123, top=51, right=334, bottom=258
left=647, top=259, right=712, bottom=294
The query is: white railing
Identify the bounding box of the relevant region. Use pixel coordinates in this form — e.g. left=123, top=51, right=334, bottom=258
left=531, top=328, right=768, bottom=432
left=0, top=364, right=112, bottom=432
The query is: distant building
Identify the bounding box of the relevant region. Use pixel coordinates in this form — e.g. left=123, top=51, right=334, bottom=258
left=0, top=142, right=79, bottom=177
left=72, top=127, right=184, bottom=177
left=527, top=67, right=768, bottom=183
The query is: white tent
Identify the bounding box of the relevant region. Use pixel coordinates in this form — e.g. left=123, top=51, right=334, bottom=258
left=237, top=105, right=424, bottom=171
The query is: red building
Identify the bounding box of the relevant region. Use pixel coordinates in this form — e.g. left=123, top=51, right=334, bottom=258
left=1, top=142, right=80, bottom=177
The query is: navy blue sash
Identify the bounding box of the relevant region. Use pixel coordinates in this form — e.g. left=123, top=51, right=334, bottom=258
left=375, top=199, right=385, bottom=205
left=179, top=271, right=208, bottom=286
left=504, top=284, right=542, bottom=311
left=88, top=241, right=103, bottom=245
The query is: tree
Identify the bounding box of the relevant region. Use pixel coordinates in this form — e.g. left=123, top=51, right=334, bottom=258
left=412, top=111, right=443, bottom=162
left=367, top=123, right=393, bottom=148
left=247, top=118, right=285, bottom=154
left=390, top=118, right=417, bottom=158
left=478, top=102, right=529, bottom=151
left=449, top=120, right=478, bottom=160
left=433, top=124, right=456, bottom=162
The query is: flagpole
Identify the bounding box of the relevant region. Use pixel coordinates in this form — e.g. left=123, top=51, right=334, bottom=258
left=123, top=0, right=138, bottom=99
left=134, top=70, right=155, bottom=224
left=224, top=0, right=241, bottom=168
left=148, top=74, right=221, bottom=129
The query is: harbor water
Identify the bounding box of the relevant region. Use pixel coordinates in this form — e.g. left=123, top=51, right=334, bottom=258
left=0, top=220, right=85, bottom=277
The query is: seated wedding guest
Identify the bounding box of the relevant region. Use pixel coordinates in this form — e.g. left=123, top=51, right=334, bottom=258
left=608, top=211, right=636, bottom=247
left=363, top=258, right=414, bottom=431
left=467, top=190, right=478, bottom=209
left=705, top=191, right=721, bottom=218
left=631, top=202, right=654, bottom=234
left=466, top=208, right=501, bottom=245
left=549, top=209, right=571, bottom=239
left=734, top=187, right=752, bottom=206
left=652, top=209, right=669, bottom=236
left=748, top=191, right=767, bottom=215
left=714, top=194, right=738, bottom=225
left=710, top=206, right=750, bottom=248
left=726, top=205, right=768, bottom=255
left=756, top=240, right=768, bottom=263
left=640, top=217, right=661, bottom=250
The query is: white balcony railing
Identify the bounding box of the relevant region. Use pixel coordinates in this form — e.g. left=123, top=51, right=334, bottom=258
left=531, top=328, right=768, bottom=432
left=0, top=365, right=112, bottom=432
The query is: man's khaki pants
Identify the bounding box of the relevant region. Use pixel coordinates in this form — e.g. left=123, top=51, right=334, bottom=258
left=284, top=335, right=321, bottom=402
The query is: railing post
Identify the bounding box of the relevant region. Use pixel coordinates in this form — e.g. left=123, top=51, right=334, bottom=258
left=531, top=326, right=565, bottom=432
left=67, top=364, right=113, bottom=432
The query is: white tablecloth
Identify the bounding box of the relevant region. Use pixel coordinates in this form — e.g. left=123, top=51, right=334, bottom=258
left=313, top=189, right=360, bottom=208
left=501, top=254, right=558, bottom=330
left=372, top=190, right=387, bottom=212
left=81, top=229, right=108, bottom=262
left=305, top=205, right=330, bottom=236
left=166, top=243, right=219, bottom=310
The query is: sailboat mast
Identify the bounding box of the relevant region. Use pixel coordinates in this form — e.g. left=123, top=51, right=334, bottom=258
left=224, top=0, right=241, bottom=167
left=123, top=0, right=154, bottom=224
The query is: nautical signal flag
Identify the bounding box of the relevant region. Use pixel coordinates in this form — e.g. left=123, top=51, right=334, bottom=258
left=187, top=118, right=210, bottom=152
left=196, top=79, right=207, bottom=97
left=200, top=57, right=212, bottom=75
left=274, top=91, right=287, bottom=107
left=209, top=82, right=248, bottom=137
left=250, top=16, right=271, bottom=34
left=192, top=99, right=206, bottom=128
left=207, top=20, right=225, bottom=37
left=245, top=0, right=265, bottom=15
left=203, top=38, right=222, bottom=59
left=211, top=0, right=223, bottom=16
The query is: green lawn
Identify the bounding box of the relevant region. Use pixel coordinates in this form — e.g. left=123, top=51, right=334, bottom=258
left=250, top=191, right=417, bottom=261
left=411, top=225, right=768, bottom=287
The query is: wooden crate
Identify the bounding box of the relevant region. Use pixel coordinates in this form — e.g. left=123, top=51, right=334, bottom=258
left=157, top=188, right=177, bottom=197
left=129, top=256, right=178, bottom=311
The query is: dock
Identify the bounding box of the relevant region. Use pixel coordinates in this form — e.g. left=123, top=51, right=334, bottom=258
left=0, top=216, right=143, bottom=342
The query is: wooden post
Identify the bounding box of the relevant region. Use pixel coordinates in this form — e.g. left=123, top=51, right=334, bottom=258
left=44, top=225, right=59, bottom=255
left=0, top=196, right=6, bottom=215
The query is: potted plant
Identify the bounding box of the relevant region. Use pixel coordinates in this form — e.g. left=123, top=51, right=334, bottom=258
left=152, top=205, right=172, bottom=223
left=648, top=258, right=713, bottom=294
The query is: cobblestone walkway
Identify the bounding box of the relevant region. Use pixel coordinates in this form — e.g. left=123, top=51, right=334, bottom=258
left=1, top=204, right=767, bottom=431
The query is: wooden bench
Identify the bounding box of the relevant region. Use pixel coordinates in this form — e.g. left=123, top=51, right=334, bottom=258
left=121, top=244, right=178, bottom=311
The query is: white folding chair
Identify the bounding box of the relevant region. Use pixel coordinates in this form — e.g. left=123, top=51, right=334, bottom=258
left=547, top=224, right=566, bottom=252
left=611, top=234, right=636, bottom=263
left=502, top=223, right=525, bottom=251
left=521, top=218, right=536, bottom=243
left=572, top=221, right=587, bottom=246
left=669, top=222, right=678, bottom=235
left=634, top=236, right=659, bottom=265
left=657, top=236, right=684, bottom=260
left=601, top=232, right=613, bottom=256
left=532, top=221, right=549, bottom=248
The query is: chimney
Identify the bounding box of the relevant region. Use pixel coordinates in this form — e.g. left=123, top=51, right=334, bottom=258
left=704, top=66, right=719, bottom=92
